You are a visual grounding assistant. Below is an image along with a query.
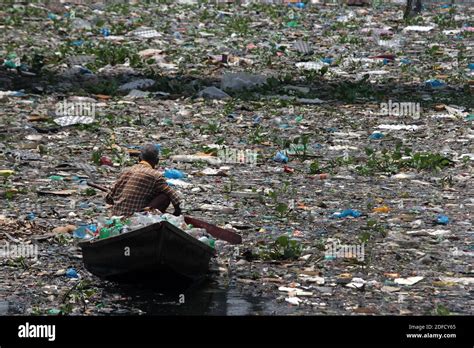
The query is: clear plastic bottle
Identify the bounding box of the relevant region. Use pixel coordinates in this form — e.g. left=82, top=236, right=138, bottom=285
left=187, top=228, right=207, bottom=239
left=73, top=224, right=95, bottom=240
left=198, top=236, right=215, bottom=248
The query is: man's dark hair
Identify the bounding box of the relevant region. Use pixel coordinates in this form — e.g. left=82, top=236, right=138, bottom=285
left=140, top=144, right=159, bottom=164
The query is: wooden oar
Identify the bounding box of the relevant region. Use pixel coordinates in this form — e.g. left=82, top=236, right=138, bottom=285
left=183, top=216, right=242, bottom=245
left=87, top=181, right=108, bottom=192
left=87, top=181, right=242, bottom=244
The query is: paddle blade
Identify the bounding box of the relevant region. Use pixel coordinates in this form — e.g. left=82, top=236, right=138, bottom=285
left=184, top=216, right=242, bottom=245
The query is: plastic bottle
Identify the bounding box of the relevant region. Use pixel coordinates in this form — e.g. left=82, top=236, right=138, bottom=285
left=99, top=228, right=110, bottom=239
left=198, top=236, right=215, bottom=248
left=110, top=224, right=122, bottom=237
left=74, top=224, right=96, bottom=239
left=73, top=225, right=87, bottom=239
left=104, top=219, right=124, bottom=237
left=187, top=228, right=207, bottom=239
left=96, top=216, right=111, bottom=230
left=130, top=213, right=144, bottom=227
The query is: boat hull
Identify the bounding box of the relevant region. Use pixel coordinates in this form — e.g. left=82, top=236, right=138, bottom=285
left=79, top=221, right=215, bottom=286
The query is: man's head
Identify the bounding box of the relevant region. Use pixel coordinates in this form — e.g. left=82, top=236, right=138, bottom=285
left=140, top=143, right=159, bottom=168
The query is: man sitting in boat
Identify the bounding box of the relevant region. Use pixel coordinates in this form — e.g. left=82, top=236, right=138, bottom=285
left=105, top=144, right=182, bottom=217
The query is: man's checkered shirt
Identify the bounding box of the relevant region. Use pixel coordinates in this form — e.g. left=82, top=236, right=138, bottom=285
left=105, top=162, right=181, bottom=216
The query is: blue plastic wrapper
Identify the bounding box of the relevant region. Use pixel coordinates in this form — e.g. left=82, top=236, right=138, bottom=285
left=101, top=28, right=110, bottom=37
left=26, top=212, right=36, bottom=221
left=71, top=40, right=84, bottom=47
left=400, top=58, right=412, bottom=65
left=468, top=63, right=474, bottom=70
left=332, top=209, right=362, bottom=218
left=436, top=215, right=449, bottom=225
left=321, top=58, right=333, bottom=65
left=369, top=132, right=384, bottom=140
left=288, top=2, right=305, bottom=8
left=425, top=79, right=446, bottom=88
left=164, top=169, right=186, bottom=179
left=273, top=151, right=289, bottom=163
left=66, top=268, right=79, bottom=278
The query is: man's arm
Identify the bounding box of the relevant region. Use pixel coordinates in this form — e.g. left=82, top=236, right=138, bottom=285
left=154, top=175, right=182, bottom=215
left=105, top=187, right=115, bottom=205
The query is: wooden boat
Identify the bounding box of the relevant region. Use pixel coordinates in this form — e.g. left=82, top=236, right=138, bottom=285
left=79, top=221, right=216, bottom=287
